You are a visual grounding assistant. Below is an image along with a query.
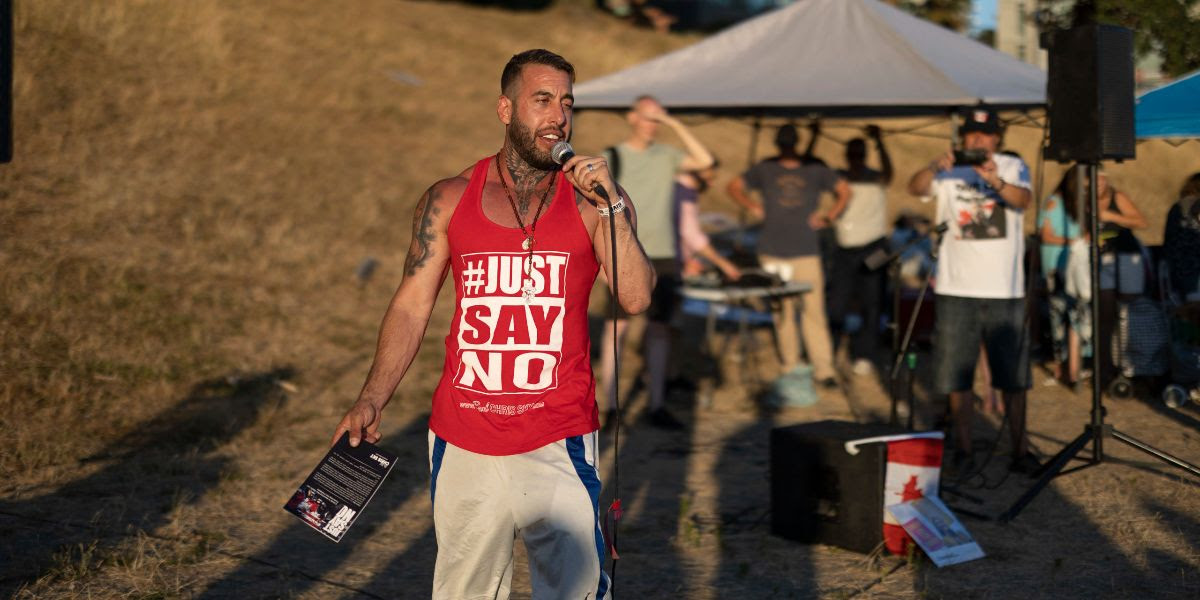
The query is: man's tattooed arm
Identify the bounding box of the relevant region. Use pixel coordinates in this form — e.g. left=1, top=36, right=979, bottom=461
left=404, top=186, right=441, bottom=277
left=333, top=177, right=458, bottom=446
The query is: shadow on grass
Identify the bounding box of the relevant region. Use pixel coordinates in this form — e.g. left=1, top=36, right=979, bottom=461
left=589, top=319, right=702, bottom=599
left=0, top=367, right=295, bottom=597
left=915, top=400, right=1197, bottom=598
left=710, top=400, right=821, bottom=596
left=1140, top=395, right=1200, bottom=433
left=195, top=412, right=434, bottom=599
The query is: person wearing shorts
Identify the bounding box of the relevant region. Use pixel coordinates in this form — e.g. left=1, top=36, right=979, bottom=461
left=330, top=49, right=655, bottom=599
left=907, top=108, right=1042, bottom=476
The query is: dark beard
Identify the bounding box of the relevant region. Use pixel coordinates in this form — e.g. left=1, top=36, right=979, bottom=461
left=507, top=116, right=560, bottom=171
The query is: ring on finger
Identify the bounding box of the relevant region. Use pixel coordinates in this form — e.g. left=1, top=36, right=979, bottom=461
left=586, top=163, right=595, bottom=172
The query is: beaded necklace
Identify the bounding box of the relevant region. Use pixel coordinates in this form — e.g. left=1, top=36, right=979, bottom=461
left=494, top=154, right=557, bottom=302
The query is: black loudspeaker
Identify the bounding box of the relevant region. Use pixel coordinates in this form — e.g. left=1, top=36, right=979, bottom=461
left=1046, top=24, right=1136, bottom=163
left=770, top=420, right=906, bottom=554
left=0, top=0, right=10, bottom=164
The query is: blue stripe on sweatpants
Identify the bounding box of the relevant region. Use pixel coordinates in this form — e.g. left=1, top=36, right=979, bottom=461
left=430, top=435, right=447, bottom=506
left=566, top=435, right=609, bottom=600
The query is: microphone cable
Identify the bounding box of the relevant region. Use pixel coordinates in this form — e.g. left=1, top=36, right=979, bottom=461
left=551, top=141, right=624, bottom=595
left=602, top=185, right=623, bottom=598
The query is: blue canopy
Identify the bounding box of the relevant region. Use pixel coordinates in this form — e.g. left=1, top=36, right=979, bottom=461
left=1136, top=69, right=1200, bottom=139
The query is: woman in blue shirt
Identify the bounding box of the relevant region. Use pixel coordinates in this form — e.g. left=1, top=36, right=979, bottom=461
left=1040, top=168, right=1088, bottom=387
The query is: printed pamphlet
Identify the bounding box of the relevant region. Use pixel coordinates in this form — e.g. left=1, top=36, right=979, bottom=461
left=283, top=432, right=396, bottom=543
left=885, top=495, right=985, bottom=567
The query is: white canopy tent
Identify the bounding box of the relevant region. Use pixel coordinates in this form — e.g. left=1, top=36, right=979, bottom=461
left=574, top=0, right=1046, bottom=118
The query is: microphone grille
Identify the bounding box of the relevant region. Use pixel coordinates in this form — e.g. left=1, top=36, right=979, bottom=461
left=551, top=141, right=573, bottom=165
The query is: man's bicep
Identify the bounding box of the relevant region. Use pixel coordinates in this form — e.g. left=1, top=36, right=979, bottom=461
left=403, top=187, right=444, bottom=277
left=400, top=182, right=456, bottom=300
left=398, top=232, right=449, bottom=310
left=405, top=178, right=464, bottom=274
left=396, top=255, right=449, bottom=313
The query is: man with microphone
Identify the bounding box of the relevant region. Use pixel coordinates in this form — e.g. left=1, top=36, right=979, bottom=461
left=330, top=49, right=653, bottom=600
left=907, top=107, right=1041, bottom=477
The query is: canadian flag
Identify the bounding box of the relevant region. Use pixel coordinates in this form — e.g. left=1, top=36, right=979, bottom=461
left=845, top=431, right=944, bottom=555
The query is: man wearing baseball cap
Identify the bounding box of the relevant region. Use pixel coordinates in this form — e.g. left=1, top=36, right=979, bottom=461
left=907, top=107, right=1042, bottom=477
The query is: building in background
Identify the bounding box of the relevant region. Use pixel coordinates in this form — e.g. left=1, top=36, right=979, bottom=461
left=995, top=0, right=1048, bottom=69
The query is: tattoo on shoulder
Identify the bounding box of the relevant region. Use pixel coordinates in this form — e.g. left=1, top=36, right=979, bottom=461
left=404, top=186, right=441, bottom=277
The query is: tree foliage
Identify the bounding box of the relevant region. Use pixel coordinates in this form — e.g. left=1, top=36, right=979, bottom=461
left=892, top=0, right=972, bottom=31
left=1047, top=0, right=1200, bottom=77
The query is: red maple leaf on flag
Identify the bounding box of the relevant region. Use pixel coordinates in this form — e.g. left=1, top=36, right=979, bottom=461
left=900, top=474, right=925, bottom=502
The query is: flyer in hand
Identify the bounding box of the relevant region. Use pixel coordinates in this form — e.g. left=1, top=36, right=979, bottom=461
left=885, top=495, right=985, bottom=567
left=283, top=432, right=397, bottom=543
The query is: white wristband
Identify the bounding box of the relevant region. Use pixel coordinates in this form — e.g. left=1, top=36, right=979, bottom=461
left=597, top=197, right=626, bottom=218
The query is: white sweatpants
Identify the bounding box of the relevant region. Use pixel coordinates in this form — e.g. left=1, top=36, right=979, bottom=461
left=428, top=430, right=610, bottom=600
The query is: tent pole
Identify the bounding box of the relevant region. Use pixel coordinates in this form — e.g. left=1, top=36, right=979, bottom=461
left=950, top=110, right=963, bottom=148
left=747, top=116, right=761, bottom=170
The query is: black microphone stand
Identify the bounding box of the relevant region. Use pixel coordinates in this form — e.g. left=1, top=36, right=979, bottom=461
left=876, top=223, right=945, bottom=429
left=872, top=222, right=989, bottom=513
left=999, top=162, right=1200, bottom=522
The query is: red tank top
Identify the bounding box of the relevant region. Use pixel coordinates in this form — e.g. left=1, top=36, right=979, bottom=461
left=429, top=156, right=600, bottom=455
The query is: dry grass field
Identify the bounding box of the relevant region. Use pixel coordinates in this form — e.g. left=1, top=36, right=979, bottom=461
left=2, top=1, right=1199, bottom=598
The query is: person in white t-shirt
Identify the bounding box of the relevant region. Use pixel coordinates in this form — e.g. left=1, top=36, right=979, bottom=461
left=907, top=108, right=1041, bottom=477
left=826, top=125, right=892, bottom=376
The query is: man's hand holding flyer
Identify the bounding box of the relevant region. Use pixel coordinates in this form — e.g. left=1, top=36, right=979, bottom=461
left=283, top=432, right=396, bottom=543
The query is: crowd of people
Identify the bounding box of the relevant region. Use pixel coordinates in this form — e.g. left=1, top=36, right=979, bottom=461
left=324, top=49, right=1200, bottom=598
left=614, top=103, right=1199, bottom=478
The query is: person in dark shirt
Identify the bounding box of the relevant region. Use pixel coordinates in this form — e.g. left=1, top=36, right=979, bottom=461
left=727, top=124, right=849, bottom=387
left=1164, top=172, right=1200, bottom=301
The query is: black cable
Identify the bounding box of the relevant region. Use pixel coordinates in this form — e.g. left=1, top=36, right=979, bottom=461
left=954, top=414, right=1012, bottom=490
left=603, top=190, right=622, bottom=597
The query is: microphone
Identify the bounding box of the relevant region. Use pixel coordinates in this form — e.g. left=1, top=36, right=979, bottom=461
left=861, top=221, right=950, bottom=271
left=551, top=141, right=610, bottom=201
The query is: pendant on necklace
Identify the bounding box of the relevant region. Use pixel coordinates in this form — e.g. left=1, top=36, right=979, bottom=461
left=522, top=236, right=534, bottom=251
left=521, top=279, right=536, bottom=303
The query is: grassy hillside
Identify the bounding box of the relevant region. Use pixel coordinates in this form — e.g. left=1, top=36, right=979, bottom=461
left=0, top=4, right=709, bottom=594
left=0, top=0, right=688, bottom=468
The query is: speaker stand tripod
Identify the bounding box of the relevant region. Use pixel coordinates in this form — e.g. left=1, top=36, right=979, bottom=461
left=999, top=163, right=1200, bottom=523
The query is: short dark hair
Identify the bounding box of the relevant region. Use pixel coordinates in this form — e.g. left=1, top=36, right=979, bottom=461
left=501, top=49, right=575, bottom=97
left=1180, top=172, right=1200, bottom=200
left=846, top=138, right=867, bottom=159
left=775, top=124, right=798, bottom=148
